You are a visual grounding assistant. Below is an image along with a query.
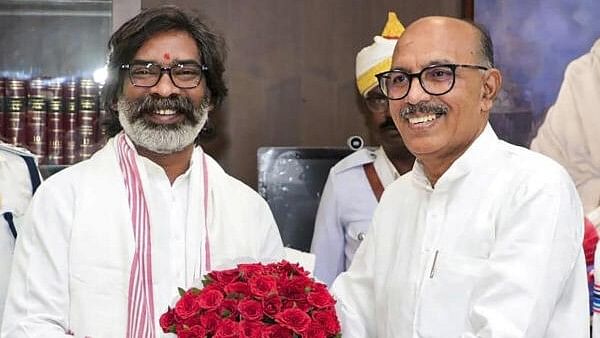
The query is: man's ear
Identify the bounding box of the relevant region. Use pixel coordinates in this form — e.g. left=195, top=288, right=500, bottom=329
left=481, top=68, right=502, bottom=113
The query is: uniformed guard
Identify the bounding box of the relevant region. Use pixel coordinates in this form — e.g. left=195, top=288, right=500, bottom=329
left=310, top=12, right=415, bottom=286
left=0, top=142, right=41, bottom=327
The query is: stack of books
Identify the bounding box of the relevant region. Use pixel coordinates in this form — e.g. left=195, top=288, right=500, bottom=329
left=0, top=77, right=106, bottom=165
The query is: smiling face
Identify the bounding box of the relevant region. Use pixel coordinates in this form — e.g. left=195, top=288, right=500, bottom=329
left=118, top=29, right=210, bottom=154
left=388, top=17, right=501, bottom=179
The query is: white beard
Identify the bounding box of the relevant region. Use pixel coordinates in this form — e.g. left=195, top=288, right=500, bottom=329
left=117, top=99, right=209, bottom=154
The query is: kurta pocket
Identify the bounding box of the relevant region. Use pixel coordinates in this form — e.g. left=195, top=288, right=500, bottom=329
left=415, top=252, right=487, bottom=338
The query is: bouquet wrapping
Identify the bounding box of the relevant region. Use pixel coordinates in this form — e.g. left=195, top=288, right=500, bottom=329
left=160, top=260, right=342, bottom=338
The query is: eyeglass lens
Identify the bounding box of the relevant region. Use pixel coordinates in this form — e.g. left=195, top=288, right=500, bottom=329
left=382, top=65, right=455, bottom=100
left=129, top=63, right=203, bottom=89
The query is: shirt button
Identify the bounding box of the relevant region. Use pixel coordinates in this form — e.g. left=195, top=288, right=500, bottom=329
left=357, top=232, right=366, bottom=241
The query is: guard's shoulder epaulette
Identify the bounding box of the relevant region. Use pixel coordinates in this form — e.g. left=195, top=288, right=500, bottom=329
left=333, top=147, right=377, bottom=174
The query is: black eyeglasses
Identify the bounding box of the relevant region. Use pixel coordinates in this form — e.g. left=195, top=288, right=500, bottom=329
left=121, top=62, right=208, bottom=89
left=375, top=64, right=489, bottom=100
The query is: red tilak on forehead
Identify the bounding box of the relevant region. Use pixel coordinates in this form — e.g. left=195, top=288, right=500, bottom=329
left=163, top=53, right=171, bottom=61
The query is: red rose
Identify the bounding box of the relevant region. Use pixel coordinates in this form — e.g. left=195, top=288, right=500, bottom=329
left=161, top=260, right=341, bottom=338
left=159, top=307, right=176, bottom=333
left=312, top=309, right=341, bottom=334
left=307, top=285, right=335, bottom=308
left=262, top=295, right=282, bottom=317
left=209, top=268, right=241, bottom=284
left=219, top=298, right=240, bottom=318
left=238, top=299, right=264, bottom=321
left=184, top=313, right=204, bottom=327
left=262, top=324, right=293, bottom=338
left=301, top=323, right=327, bottom=338
left=249, top=275, right=278, bottom=298
left=178, top=325, right=207, bottom=338
left=238, top=263, right=265, bottom=279
left=293, top=300, right=311, bottom=312
left=202, top=279, right=227, bottom=291
left=198, top=289, right=224, bottom=310
left=274, top=308, right=311, bottom=333
left=224, top=281, right=251, bottom=299
left=175, top=292, right=201, bottom=320
left=279, top=277, right=310, bottom=301
left=214, top=318, right=240, bottom=338
left=276, top=260, right=309, bottom=277
left=200, top=311, right=220, bottom=333
left=240, top=320, right=265, bottom=338
left=203, top=283, right=226, bottom=294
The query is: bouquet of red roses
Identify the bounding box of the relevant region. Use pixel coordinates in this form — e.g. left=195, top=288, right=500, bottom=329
left=160, top=260, right=342, bottom=338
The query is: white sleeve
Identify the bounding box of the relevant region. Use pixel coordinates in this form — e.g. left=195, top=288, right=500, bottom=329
left=462, top=171, right=589, bottom=338
left=310, top=171, right=345, bottom=286
left=1, top=180, right=73, bottom=338
left=331, top=210, right=377, bottom=338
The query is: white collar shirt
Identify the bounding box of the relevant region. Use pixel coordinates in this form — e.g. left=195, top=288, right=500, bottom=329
left=332, top=124, right=589, bottom=338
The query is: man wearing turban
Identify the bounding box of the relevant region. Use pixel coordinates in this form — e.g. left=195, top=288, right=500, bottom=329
left=310, top=12, right=414, bottom=286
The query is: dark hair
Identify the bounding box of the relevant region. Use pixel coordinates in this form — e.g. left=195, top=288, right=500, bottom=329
left=469, top=21, right=494, bottom=68
left=101, top=5, right=228, bottom=139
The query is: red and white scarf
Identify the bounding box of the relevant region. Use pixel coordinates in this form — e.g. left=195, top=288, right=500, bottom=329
left=116, top=133, right=211, bottom=338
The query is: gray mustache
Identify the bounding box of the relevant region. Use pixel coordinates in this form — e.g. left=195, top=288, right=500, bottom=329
left=400, top=102, right=449, bottom=118
left=134, top=94, right=198, bottom=124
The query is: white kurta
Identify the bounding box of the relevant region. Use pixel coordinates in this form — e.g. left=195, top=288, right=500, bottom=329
left=1, top=138, right=284, bottom=338
left=530, top=38, right=600, bottom=218
left=0, top=144, right=39, bottom=330
left=332, top=124, right=589, bottom=338
left=310, top=147, right=399, bottom=286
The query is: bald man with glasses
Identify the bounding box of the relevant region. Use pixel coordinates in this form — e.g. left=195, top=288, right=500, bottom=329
left=332, top=16, right=589, bottom=338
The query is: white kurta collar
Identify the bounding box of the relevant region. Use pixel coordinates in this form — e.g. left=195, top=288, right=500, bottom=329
left=411, top=123, right=499, bottom=190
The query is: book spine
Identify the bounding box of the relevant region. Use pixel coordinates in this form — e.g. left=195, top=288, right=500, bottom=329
left=5, top=79, right=27, bottom=147
left=63, top=80, right=78, bottom=165
left=46, top=80, right=64, bottom=165
left=78, top=79, right=98, bottom=161
left=26, top=78, right=47, bottom=164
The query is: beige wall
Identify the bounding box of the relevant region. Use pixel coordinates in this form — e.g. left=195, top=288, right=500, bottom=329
left=141, top=0, right=464, bottom=187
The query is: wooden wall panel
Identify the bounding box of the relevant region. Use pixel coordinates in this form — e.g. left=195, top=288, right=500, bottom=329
left=141, top=0, right=463, bottom=187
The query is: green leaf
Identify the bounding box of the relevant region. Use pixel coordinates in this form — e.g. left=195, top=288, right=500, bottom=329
left=178, top=287, right=186, bottom=297
left=202, top=276, right=213, bottom=287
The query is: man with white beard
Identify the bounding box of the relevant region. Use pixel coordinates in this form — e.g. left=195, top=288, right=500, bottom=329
left=1, top=5, right=284, bottom=338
